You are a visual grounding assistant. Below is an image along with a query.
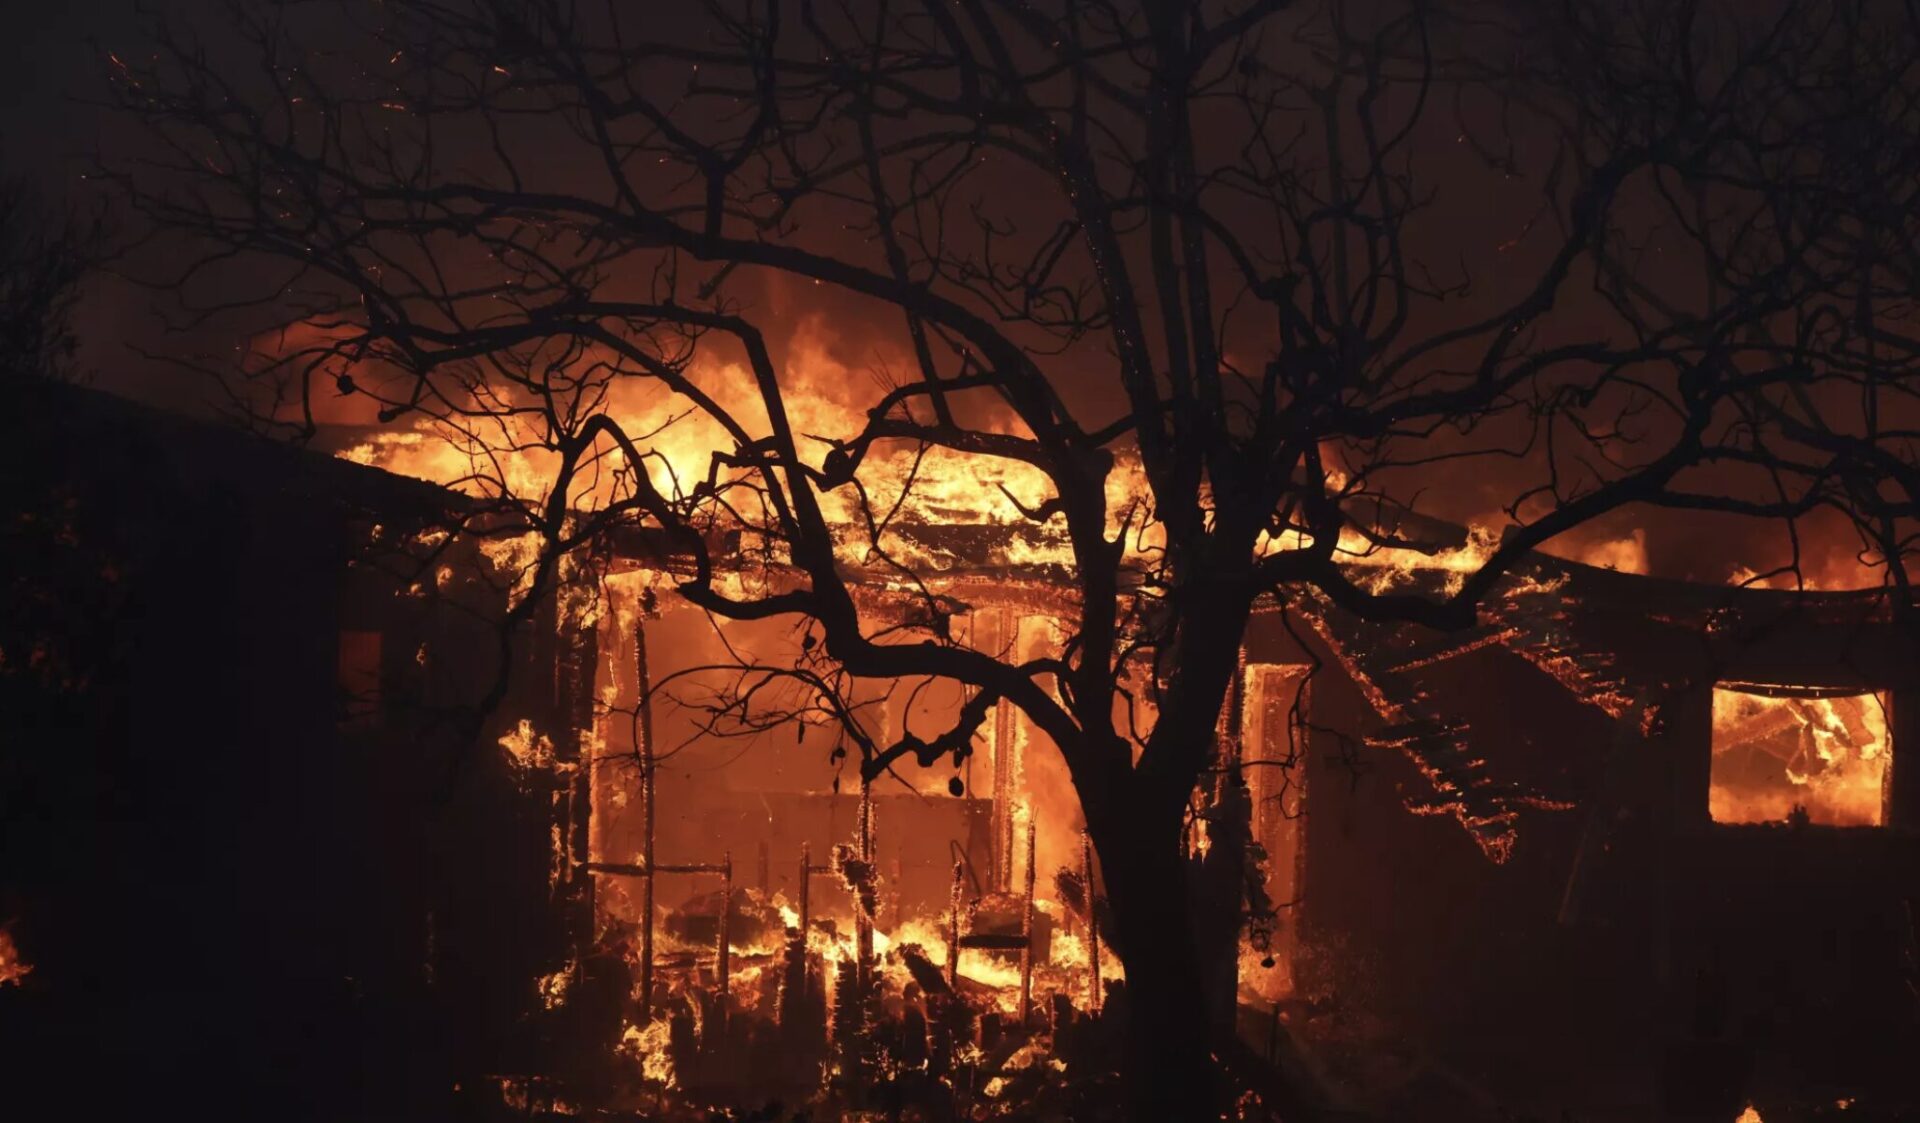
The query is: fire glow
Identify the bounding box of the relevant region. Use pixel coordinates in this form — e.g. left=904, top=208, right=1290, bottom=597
left=1709, top=687, right=1892, bottom=827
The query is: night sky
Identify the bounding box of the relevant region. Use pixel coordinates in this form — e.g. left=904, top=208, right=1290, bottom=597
left=1, top=0, right=1885, bottom=590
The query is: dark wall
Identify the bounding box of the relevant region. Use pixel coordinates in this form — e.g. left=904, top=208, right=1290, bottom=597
left=1289, top=646, right=1663, bottom=1102
left=0, top=384, right=567, bottom=1118
left=1268, top=602, right=1920, bottom=1115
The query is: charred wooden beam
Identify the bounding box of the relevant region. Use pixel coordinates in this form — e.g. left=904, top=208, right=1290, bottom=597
left=947, top=862, right=964, bottom=989
left=798, top=844, right=811, bottom=947
left=1712, top=704, right=1805, bottom=757
left=957, top=933, right=1030, bottom=951
left=1019, top=818, right=1037, bottom=1023
left=855, top=785, right=875, bottom=999
left=637, top=618, right=657, bottom=1014
left=1381, top=627, right=1518, bottom=675
left=789, top=842, right=834, bottom=1017
left=585, top=860, right=731, bottom=876
left=1082, top=830, right=1101, bottom=1014
left=716, top=851, right=732, bottom=1020
left=988, top=609, right=1022, bottom=894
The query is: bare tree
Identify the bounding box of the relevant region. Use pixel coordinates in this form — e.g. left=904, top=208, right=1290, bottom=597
left=1, top=157, right=102, bottom=696
left=0, top=165, right=92, bottom=383
left=99, top=1, right=1907, bottom=1115
left=1562, top=1, right=1920, bottom=610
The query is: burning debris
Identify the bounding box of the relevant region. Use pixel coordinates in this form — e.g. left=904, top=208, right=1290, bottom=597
left=537, top=797, right=1136, bottom=1118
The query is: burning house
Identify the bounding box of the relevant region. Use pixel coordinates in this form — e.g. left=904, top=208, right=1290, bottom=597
left=7, top=382, right=1916, bottom=1122
left=563, top=514, right=1919, bottom=1120
left=24, top=0, right=1920, bottom=1117
left=1258, top=562, right=1919, bottom=1119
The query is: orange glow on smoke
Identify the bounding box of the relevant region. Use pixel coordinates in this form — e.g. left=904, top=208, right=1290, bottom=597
left=1709, top=688, right=1891, bottom=827
left=1729, top=558, right=1881, bottom=592
left=1545, top=529, right=1650, bottom=575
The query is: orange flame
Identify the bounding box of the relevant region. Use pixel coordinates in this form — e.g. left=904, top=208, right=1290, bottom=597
left=1710, top=689, right=1890, bottom=827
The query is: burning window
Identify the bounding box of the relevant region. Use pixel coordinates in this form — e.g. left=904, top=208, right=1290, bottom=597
left=1709, top=685, right=1892, bottom=827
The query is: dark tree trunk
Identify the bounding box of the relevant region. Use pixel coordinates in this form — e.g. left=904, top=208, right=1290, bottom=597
left=1089, top=791, right=1223, bottom=1122
left=1073, top=570, right=1261, bottom=1121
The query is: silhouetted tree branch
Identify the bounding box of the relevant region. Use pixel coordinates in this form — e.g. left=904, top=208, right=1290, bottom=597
left=96, top=1, right=1918, bottom=1116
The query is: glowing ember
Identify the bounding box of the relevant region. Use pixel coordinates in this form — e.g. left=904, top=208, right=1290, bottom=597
left=537, top=963, right=575, bottom=1010
left=0, top=924, right=29, bottom=988
left=1709, top=688, right=1891, bottom=827
left=499, top=719, right=560, bottom=776
left=619, top=1017, right=677, bottom=1086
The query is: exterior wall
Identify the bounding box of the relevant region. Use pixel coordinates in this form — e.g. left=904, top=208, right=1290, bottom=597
left=0, top=388, right=568, bottom=1119
left=1252, top=595, right=1920, bottom=1115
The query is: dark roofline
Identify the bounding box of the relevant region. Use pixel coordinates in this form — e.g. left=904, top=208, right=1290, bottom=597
left=24, top=378, right=470, bottom=522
